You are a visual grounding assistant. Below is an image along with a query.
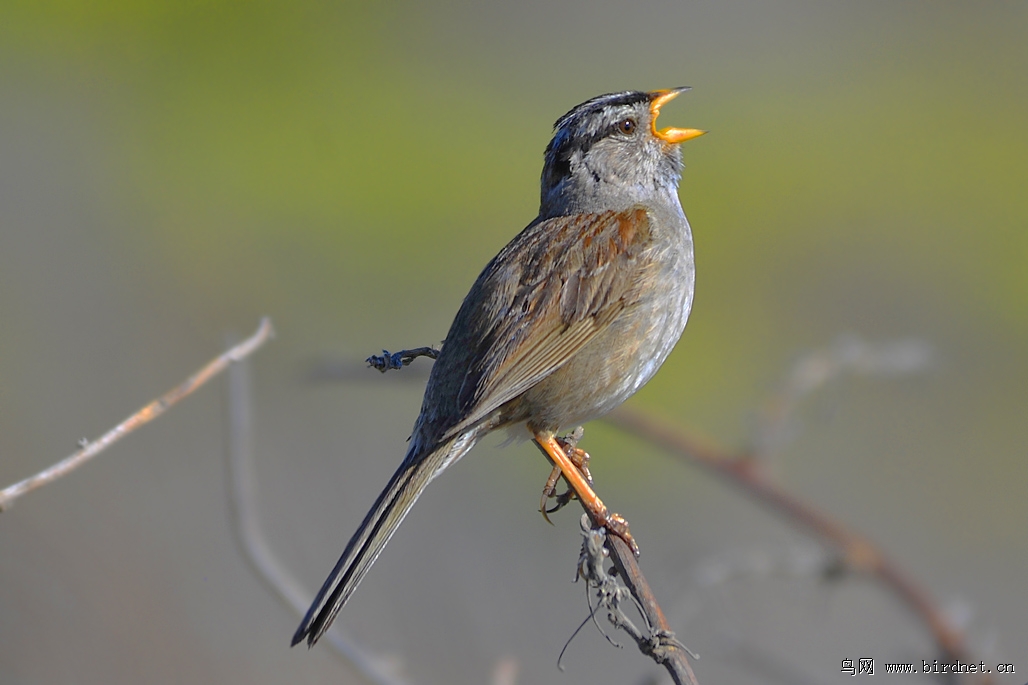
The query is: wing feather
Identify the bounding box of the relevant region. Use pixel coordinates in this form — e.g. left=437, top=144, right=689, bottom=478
left=422, top=207, right=654, bottom=440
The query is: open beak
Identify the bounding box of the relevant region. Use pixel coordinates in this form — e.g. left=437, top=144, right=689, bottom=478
left=649, top=88, right=706, bottom=144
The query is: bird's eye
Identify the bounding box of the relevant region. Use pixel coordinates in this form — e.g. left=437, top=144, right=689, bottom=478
left=617, top=118, right=637, bottom=134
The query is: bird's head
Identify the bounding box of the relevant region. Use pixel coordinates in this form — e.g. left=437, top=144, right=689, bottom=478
left=540, top=88, right=705, bottom=217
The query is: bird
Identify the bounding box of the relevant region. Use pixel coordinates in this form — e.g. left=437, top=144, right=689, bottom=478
left=293, top=88, right=705, bottom=648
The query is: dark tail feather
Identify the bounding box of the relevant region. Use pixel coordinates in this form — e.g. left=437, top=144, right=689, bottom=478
left=291, top=435, right=469, bottom=647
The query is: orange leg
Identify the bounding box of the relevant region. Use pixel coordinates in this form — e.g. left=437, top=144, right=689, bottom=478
left=534, top=432, right=640, bottom=557
left=539, top=436, right=592, bottom=519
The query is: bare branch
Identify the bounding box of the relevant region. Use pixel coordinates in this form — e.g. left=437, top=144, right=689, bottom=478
left=574, top=516, right=700, bottom=685
left=753, top=337, right=932, bottom=457
left=0, top=318, right=275, bottom=512
left=603, top=406, right=988, bottom=685
left=366, top=347, right=440, bottom=373
left=224, top=346, right=412, bottom=685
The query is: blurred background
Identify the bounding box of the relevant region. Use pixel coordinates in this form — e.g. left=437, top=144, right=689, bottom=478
left=1, top=1, right=1026, bottom=683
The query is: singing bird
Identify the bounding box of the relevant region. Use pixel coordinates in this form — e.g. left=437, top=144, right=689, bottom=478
left=293, top=88, right=704, bottom=647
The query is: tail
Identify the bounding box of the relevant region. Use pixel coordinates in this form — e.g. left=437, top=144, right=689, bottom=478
left=291, top=433, right=474, bottom=647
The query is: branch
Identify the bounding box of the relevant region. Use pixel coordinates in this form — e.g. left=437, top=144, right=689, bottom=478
left=603, top=406, right=987, bottom=685
left=366, top=347, right=440, bottom=373
left=752, top=337, right=932, bottom=457
left=0, top=317, right=274, bottom=512
left=575, top=514, right=703, bottom=678
left=224, top=343, right=412, bottom=685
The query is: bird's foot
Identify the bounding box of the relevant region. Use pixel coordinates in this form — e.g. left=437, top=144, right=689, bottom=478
left=599, top=510, right=640, bottom=558
left=539, top=429, right=591, bottom=521
left=534, top=431, right=640, bottom=557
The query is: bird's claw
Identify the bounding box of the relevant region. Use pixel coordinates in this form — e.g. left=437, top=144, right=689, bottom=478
left=539, top=432, right=592, bottom=521
left=602, top=511, right=640, bottom=558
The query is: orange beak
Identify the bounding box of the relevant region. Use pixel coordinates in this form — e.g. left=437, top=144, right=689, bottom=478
left=649, top=88, right=706, bottom=144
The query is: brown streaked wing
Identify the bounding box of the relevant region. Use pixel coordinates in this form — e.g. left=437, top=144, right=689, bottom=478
left=442, top=207, right=653, bottom=438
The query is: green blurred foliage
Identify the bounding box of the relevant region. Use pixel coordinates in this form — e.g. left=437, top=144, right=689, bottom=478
left=2, top=0, right=1026, bottom=419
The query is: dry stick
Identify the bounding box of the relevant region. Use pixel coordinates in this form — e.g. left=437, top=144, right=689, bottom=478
left=604, top=406, right=988, bottom=685
left=605, top=534, right=700, bottom=685
left=366, top=347, right=440, bottom=373
left=224, top=346, right=412, bottom=685
left=0, top=318, right=275, bottom=512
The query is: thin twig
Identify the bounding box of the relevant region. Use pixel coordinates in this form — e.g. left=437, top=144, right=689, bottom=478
left=366, top=347, right=440, bottom=373
left=605, top=528, right=701, bottom=685
left=224, top=343, right=411, bottom=685
left=0, top=318, right=274, bottom=512
left=573, top=515, right=699, bottom=685
left=753, top=337, right=932, bottom=457
left=603, top=406, right=987, bottom=685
